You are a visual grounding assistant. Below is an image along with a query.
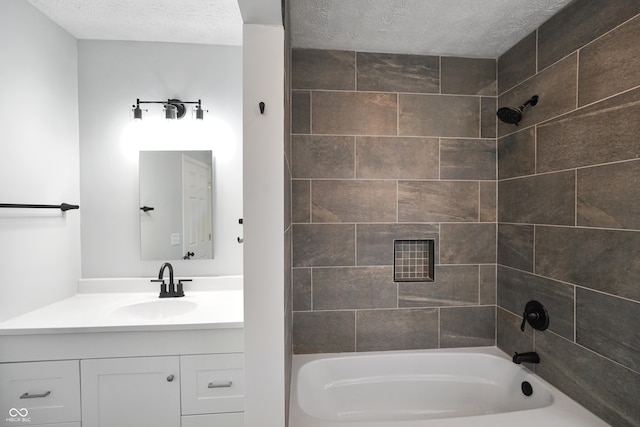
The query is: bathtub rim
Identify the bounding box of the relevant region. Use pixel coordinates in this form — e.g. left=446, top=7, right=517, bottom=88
left=290, top=346, right=610, bottom=427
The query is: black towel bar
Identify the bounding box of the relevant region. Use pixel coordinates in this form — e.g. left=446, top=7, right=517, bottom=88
left=0, top=203, right=79, bottom=211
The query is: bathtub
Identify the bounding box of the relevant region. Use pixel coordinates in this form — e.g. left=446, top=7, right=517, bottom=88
left=290, top=347, right=609, bottom=427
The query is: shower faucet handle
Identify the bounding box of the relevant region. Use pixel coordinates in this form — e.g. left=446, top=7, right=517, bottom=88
left=520, top=300, right=549, bottom=332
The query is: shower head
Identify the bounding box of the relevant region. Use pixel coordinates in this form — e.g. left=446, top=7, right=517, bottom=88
left=497, top=95, right=539, bottom=125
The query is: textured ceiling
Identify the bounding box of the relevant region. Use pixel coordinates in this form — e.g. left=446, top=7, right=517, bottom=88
left=290, top=0, right=574, bottom=58
left=27, top=0, right=243, bottom=46
left=26, top=0, right=574, bottom=57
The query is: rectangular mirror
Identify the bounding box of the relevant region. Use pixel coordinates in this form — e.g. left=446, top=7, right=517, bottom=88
left=139, top=151, right=214, bottom=260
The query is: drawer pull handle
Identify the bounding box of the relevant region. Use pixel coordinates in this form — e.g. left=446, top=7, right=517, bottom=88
left=208, top=380, right=233, bottom=388
left=20, top=391, right=51, bottom=399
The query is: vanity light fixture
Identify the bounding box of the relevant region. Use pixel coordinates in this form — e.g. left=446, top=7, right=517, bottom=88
left=132, top=98, right=207, bottom=120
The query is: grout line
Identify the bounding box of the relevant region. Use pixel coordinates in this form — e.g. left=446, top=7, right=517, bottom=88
left=437, top=307, right=441, bottom=348
left=576, top=49, right=580, bottom=109
left=532, top=225, right=536, bottom=274
left=533, top=125, right=537, bottom=175
left=353, top=136, right=357, bottom=179
left=354, top=51, right=357, bottom=91
left=498, top=157, right=640, bottom=183
left=574, top=170, right=578, bottom=226
left=309, top=90, right=313, bottom=134
left=308, top=180, right=312, bottom=223
left=354, top=309, right=357, bottom=351
left=497, top=264, right=640, bottom=305
left=396, top=92, right=400, bottom=136
left=310, top=267, right=313, bottom=311
left=439, top=56, right=442, bottom=95
left=573, top=285, right=577, bottom=343
left=535, top=28, right=539, bottom=73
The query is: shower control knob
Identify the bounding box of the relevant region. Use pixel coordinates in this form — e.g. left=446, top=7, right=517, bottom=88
left=520, top=300, right=549, bottom=332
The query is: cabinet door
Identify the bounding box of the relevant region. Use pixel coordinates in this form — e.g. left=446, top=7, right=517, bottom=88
left=0, top=360, right=80, bottom=427
left=180, top=354, right=244, bottom=415
left=181, top=413, right=243, bottom=427
left=81, top=356, right=180, bottom=427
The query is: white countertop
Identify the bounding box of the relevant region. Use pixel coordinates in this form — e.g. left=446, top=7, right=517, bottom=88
left=0, top=276, right=244, bottom=335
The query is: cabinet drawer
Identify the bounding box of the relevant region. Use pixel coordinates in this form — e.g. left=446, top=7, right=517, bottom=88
left=181, top=413, right=243, bottom=427
left=0, top=360, right=80, bottom=426
left=180, top=354, right=244, bottom=415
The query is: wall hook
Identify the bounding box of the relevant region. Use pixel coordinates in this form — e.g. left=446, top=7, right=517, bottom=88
left=259, top=102, right=265, bottom=114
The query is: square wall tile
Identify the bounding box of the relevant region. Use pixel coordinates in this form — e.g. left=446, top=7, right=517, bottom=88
left=498, top=53, right=577, bottom=136
left=311, top=180, right=397, bottom=223
left=537, top=87, right=640, bottom=173
left=399, top=181, right=479, bottom=223
left=440, top=139, right=496, bottom=181
left=440, top=306, right=496, bottom=348
left=292, top=91, right=310, bottom=134
left=498, top=31, right=536, bottom=95
left=535, top=226, right=640, bottom=301
left=577, top=160, right=640, bottom=230
left=357, top=52, right=439, bottom=93
left=399, top=94, right=479, bottom=138
left=535, top=331, right=640, bottom=427
left=356, top=223, right=440, bottom=267
left=440, top=223, right=496, bottom=264
left=578, top=14, right=640, bottom=106
left=312, top=91, right=397, bottom=135
left=356, top=136, right=439, bottom=179
left=292, top=49, right=355, bottom=90
left=292, top=135, right=354, bottom=179
left=293, top=311, right=355, bottom=354
left=441, top=57, right=496, bottom=96
left=498, top=171, right=575, bottom=226
left=576, top=288, right=640, bottom=373
left=292, top=224, right=355, bottom=267
left=538, top=0, right=640, bottom=71
left=356, top=308, right=438, bottom=351
left=312, top=266, right=397, bottom=310
left=399, top=265, right=479, bottom=308
left=497, top=265, right=574, bottom=340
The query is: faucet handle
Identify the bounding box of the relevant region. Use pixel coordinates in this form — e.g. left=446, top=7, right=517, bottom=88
left=520, top=300, right=549, bottom=332
left=175, top=279, right=192, bottom=298
left=151, top=279, right=168, bottom=298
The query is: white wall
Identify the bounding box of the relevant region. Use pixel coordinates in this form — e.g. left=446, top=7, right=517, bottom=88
left=0, top=0, right=81, bottom=322
left=78, top=41, right=243, bottom=278
left=243, top=24, right=286, bottom=426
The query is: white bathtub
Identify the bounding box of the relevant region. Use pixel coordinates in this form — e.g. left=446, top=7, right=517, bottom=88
left=290, top=347, right=609, bottom=427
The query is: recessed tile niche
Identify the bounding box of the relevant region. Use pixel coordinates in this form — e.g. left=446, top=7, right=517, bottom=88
left=393, top=239, right=435, bottom=282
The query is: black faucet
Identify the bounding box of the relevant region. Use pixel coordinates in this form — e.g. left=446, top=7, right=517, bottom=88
left=151, top=262, right=189, bottom=298
left=513, top=351, right=540, bottom=364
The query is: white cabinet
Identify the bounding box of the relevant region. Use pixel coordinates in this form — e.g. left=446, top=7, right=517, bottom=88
left=81, top=356, right=181, bottom=427
left=79, top=354, right=245, bottom=427
left=181, top=413, right=244, bottom=427
left=180, top=354, right=244, bottom=415
left=0, top=360, right=80, bottom=427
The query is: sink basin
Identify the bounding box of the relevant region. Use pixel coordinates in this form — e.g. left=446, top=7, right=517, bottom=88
left=113, top=299, right=198, bottom=320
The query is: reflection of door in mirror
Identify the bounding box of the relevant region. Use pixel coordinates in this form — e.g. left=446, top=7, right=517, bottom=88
left=183, top=155, right=213, bottom=260
left=139, top=151, right=214, bottom=260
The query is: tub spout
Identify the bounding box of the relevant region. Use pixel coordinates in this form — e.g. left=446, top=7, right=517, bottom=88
left=513, top=352, right=540, bottom=364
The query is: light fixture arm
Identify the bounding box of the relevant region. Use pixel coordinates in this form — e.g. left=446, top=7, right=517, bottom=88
left=132, top=98, right=205, bottom=120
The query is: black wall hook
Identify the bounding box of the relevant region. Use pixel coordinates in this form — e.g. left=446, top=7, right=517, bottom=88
left=259, top=102, right=265, bottom=114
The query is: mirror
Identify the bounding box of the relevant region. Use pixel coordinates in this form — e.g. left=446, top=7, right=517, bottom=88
left=139, top=151, right=214, bottom=260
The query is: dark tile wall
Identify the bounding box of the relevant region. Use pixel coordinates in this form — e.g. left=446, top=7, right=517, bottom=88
left=291, top=48, right=497, bottom=355
left=497, top=2, right=640, bottom=425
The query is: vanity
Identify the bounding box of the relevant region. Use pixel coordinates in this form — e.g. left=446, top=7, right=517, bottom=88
left=0, top=276, right=244, bottom=427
